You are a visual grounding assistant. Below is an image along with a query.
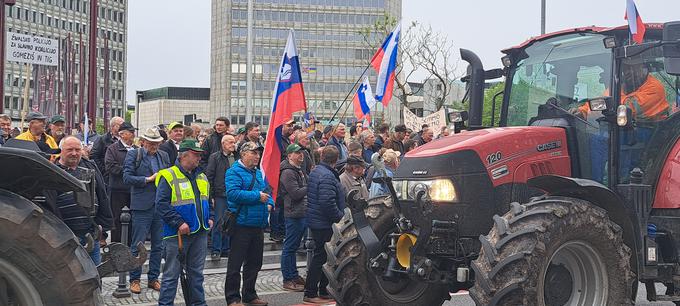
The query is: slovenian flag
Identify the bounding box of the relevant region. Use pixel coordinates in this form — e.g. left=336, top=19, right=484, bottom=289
left=352, top=76, right=376, bottom=120
left=371, top=23, right=400, bottom=107
left=261, top=30, right=307, bottom=200
left=625, top=0, right=646, bottom=44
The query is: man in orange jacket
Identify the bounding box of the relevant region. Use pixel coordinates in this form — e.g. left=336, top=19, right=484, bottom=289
left=573, top=59, right=670, bottom=121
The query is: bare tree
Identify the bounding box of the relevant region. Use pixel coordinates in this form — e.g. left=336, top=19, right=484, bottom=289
left=415, top=25, right=461, bottom=110
left=358, top=16, right=461, bottom=111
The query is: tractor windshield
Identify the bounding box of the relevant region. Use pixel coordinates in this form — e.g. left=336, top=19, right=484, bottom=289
left=506, top=33, right=613, bottom=126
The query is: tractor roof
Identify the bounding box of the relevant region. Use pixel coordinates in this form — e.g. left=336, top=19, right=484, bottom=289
left=502, top=23, right=665, bottom=54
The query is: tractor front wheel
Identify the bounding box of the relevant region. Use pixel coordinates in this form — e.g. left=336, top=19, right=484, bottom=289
left=470, top=196, right=634, bottom=306
left=322, top=195, right=450, bottom=306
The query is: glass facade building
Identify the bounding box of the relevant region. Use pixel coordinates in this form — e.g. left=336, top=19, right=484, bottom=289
left=2, top=0, right=127, bottom=125
left=210, top=0, right=401, bottom=128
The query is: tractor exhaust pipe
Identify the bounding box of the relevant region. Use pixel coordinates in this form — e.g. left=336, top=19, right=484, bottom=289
left=460, top=49, right=485, bottom=128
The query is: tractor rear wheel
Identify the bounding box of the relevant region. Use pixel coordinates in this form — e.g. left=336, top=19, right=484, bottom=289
left=470, top=196, right=634, bottom=306
left=322, top=195, right=450, bottom=306
left=0, top=190, right=100, bottom=306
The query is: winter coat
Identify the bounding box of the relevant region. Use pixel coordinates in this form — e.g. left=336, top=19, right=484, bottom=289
left=339, top=172, right=369, bottom=203
left=91, top=132, right=116, bottom=177
left=225, top=161, right=274, bottom=228
left=122, top=148, right=170, bottom=211
left=159, top=140, right=180, bottom=165
left=105, top=140, right=137, bottom=192
left=200, top=132, right=225, bottom=168
left=300, top=147, right=314, bottom=175
left=205, top=150, right=233, bottom=198
left=306, top=163, right=345, bottom=229
left=327, top=136, right=348, bottom=164
left=279, top=160, right=308, bottom=218
left=382, top=136, right=405, bottom=156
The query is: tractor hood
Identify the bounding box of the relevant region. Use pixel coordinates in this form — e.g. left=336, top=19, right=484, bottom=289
left=396, top=127, right=571, bottom=186
left=0, top=147, right=86, bottom=199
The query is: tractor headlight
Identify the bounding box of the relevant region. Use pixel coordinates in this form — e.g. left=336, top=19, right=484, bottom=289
left=392, top=179, right=458, bottom=203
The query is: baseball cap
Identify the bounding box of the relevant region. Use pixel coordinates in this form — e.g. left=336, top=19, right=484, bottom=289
left=178, top=139, right=204, bottom=152
left=168, top=121, right=184, bottom=130
left=49, top=115, right=65, bottom=124
left=239, top=141, right=263, bottom=155
left=119, top=122, right=135, bottom=132
left=237, top=127, right=246, bottom=135
left=285, top=143, right=302, bottom=154
left=284, top=119, right=295, bottom=125
left=26, top=111, right=47, bottom=122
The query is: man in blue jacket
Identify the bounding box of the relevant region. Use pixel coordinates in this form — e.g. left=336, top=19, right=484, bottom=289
left=156, top=139, right=214, bottom=306
left=122, top=127, right=171, bottom=294
left=224, top=142, right=273, bottom=306
left=303, top=146, right=345, bottom=305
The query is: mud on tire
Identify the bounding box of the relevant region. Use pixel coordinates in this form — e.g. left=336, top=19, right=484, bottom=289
left=469, top=196, right=634, bottom=306
left=322, top=195, right=450, bottom=306
left=0, top=190, right=100, bottom=306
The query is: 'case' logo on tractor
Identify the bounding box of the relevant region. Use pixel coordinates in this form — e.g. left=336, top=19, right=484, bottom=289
left=537, top=140, right=562, bottom=152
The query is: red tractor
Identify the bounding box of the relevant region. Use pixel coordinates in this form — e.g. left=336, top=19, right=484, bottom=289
left=323, top=21, right=680, bottom=305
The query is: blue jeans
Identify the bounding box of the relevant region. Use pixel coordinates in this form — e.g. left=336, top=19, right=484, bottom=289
left=78, top=234, right=101, bottom=265
left=281, top=217, right=306, bottom=281
left=159, top=231, right=208, bottom=306
left=211, top=197, right=230, bottom=254
left=129, top=208, right=163, bottom=282
left=269, top=204, right=285, bottom=237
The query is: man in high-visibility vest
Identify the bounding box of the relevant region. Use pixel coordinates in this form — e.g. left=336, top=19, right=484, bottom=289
left=155, top=138, right=214, bottom=306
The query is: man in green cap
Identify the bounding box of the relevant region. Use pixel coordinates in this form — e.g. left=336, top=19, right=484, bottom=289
left=156, top=138, right=214, bottom=305
left=47, top=115, right=66, bottom=144
left=279, top=143, right=308, bottom=292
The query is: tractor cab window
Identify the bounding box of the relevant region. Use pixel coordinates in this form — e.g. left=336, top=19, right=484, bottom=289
left=617, top=46, right=680, bottom=183
left=506, top=33, right=614, bottom=184
left=506, top=33, right=613, bottom=127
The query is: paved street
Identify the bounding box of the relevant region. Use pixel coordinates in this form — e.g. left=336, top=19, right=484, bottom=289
left=102, top=264, right=677, bottom=306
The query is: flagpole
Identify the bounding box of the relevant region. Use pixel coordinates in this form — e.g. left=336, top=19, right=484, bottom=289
left=328, top=63, right=372, bottom=124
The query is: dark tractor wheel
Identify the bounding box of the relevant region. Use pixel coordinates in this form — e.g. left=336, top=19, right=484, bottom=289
left=322, top=195, right=450, bottom=306
left=470, top=196, right=634, bottom=306
left=0, top=190, right=100, bottom=306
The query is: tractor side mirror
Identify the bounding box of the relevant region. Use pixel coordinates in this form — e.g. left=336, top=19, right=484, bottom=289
left=662, top=21, right=680, bottom=76
left=448, top=110, right=469, bottom=123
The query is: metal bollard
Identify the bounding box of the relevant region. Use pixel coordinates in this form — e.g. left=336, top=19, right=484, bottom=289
left=305, top=227, right=314, bottom=272
left=112, top=206, right=131, bottom=298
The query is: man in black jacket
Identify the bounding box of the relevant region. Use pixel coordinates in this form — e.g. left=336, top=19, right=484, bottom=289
left=279, top=144, right=308, bottom=292
left=201, top=116, right=230, bottom=168
left=104, top=122, right=137, bottom=243
left=51, top=136, right=113, bottom=265
left=91, top=116, right=124, bottom=175
left=205, top=134, right=236, bottom=260
left=159, top=121, right=184, bottom=164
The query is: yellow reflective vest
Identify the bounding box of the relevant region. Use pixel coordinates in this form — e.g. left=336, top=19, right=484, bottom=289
left=155, top=165, right=211, bottom=239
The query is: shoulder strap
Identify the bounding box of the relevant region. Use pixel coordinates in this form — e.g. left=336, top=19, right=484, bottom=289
left=134, top=148, right=143, bottom=170
left=248, top=171, right=257, bottom=191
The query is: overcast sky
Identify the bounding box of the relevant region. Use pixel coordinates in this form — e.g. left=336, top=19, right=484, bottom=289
left=126, top=0, right=680, bottom=104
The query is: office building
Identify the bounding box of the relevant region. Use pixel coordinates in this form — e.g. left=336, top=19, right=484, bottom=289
left=210, top=0, right=402, bottom=128
left=2, top=0, right=127, bottom=127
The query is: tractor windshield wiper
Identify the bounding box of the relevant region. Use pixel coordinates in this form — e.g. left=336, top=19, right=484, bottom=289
left=545, top=100, right=599, bottom=129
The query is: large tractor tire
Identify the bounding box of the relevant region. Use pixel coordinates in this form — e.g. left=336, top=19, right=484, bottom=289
left=0, top=190, right=100, bottom=306
left=323, top=195, right=450, bottom=306
left=470, top=196, right=634, bottom=306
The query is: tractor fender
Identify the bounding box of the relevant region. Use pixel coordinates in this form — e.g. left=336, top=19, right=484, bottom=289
left=527, top=175, right=641, bottom=275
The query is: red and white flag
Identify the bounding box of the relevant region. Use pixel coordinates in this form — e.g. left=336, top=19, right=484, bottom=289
left=625, top=0, right=646, bottom=44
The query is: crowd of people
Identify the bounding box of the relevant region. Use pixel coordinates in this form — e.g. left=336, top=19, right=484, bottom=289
left=0, top=111, right=442, bottom=306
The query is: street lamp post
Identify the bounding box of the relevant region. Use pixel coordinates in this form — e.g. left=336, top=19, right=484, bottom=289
left=0, top=0, right=17, bottom=115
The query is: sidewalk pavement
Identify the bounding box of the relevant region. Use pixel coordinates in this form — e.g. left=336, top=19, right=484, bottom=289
left=101, top=265, right=306, bottom=306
